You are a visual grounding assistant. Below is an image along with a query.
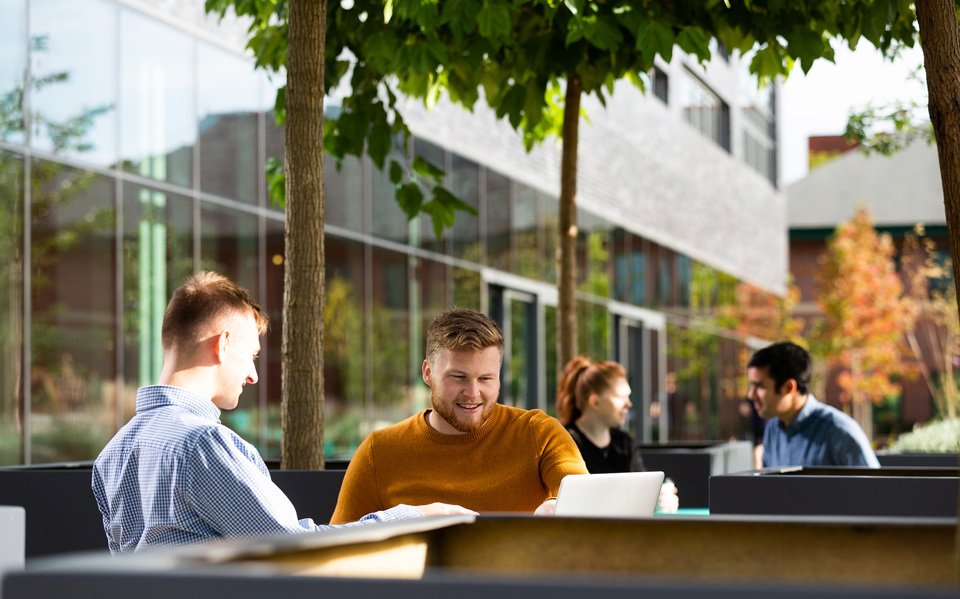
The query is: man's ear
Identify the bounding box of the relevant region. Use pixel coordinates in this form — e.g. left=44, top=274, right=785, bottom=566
left=778, top=378, right=798, bottom=396
left=421, top=359, right=432, bottom=387
left=587, top=393, right=600, bottom=408
left=214, top=330, right=230, bottom=362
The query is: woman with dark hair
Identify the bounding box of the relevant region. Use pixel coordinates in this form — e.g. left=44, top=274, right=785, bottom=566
left=558, top=356, right=679, bottom=512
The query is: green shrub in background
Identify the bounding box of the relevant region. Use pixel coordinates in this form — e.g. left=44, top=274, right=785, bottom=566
left=890, top=418, right=960, bottom=453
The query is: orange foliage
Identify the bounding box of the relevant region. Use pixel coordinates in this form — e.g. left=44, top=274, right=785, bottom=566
left=815, top=206, right=912, bottom=406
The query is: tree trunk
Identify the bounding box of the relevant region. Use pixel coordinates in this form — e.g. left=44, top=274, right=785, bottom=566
left=281, top=0, right=326, bottom=470
left=557, top=74, right=581, bottom=369
left=917, top=2, right=960, bottom=325
left=914, top=2, right=960, bottom=581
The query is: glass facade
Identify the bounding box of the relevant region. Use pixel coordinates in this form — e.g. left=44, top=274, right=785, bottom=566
left=0, top=0, right=778, bottom=465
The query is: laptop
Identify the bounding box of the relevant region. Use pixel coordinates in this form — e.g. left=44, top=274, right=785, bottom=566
left=554, top=471, right=665, bottom=518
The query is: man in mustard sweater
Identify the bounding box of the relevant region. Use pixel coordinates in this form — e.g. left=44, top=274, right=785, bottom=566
left=331, top=308, right=588, bottom=523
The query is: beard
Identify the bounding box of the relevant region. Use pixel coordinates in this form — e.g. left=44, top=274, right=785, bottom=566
left=430, top=384, right=494, bottom=433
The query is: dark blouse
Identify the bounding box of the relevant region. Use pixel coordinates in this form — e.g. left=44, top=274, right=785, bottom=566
left=566, top=424, right=645, bottom=473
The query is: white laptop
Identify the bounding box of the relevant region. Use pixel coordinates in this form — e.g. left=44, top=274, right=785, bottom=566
left=554, top=471, right=664, bottom=518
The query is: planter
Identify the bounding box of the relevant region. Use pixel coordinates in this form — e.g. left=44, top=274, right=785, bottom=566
left=710, top=466, right=960, bottom=518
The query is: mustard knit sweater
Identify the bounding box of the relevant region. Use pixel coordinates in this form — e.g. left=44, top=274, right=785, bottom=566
left=330, top=404, right=588, bottom=523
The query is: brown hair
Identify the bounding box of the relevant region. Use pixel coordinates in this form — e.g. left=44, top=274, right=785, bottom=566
left=556, top=356, right=626, bottom=425
left=161, top=271, right=268, bottom=350
left=425, top=308, right=503, bottom=364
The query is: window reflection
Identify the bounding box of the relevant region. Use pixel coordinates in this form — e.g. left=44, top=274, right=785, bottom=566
left=325, top=154, right=364, bottom=233
left=30, top=0, right=117, bottom=167
left=370, top=247, right=411, bottom=420
left=513, top=184, right=540, bottom=280
left=538, top=191, right=558, bottom=283
left=414, top=257, right=450, bottom=407
left=370, top=151, right=411, bottom=244
left=198, top=43, right=262, bottom=204
left=200, top=202, right=260, bottom=440
left=449, top=156, right=480, bottom=262
left=325, top=236, right=367, bottom=459
left=121, top=183, right=193, bottom=421
left=262, top=216, right=284, bottom=460
left=30, top=160, right=116, bottom=463
left=0, top=0, right=26, bottom=145
left=0, top=151, right=24, bottom=465
left=485, top=169, right=511, bottom=271
left=120, top=8, right=194, bottom=188
left=452, top=266, right=482, bottom=310
left=414, top=139, right=446, bottom=254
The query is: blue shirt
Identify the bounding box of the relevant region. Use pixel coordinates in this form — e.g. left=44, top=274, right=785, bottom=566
left=92, top=385, right=421, bottom=554
left=762, top=395, right=880, bottom=468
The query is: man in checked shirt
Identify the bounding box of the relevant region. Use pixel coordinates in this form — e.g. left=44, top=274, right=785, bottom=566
left=92, top=271, right=473, bottom=554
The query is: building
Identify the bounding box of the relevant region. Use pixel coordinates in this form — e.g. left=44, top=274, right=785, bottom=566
left=787, top=138, right=948, bottom=436
left=0, top=0, right=786, bottom=465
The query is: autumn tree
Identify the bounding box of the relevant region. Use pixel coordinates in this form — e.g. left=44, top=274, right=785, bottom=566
left=814, top=206, right=912, bottom=439
left=901, top=229, right=960, bottom=420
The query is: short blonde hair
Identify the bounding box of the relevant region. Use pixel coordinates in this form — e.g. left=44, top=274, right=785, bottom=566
left=425, top=308, right=503, bottom=364
left=161, top=271, right=268, bottom=350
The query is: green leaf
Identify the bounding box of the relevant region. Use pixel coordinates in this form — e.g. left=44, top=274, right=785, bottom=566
left=636, top=21, right=674, bottom=63
left=389, top=160, right=404, bottom=185
left=412, top=155, right=445, bottom=181
left=496, top=84, right=527, bottom=129
left=563, top=0, right=581, bottom=15
left=584, top=15, right=624, bottom=51
left=396, top=182, right=424, bottom=218
left=786, top=29, right=829, bottom=74
left=677, top=27, right=711, bottom=63
left=433, top=185, right=478, bottom=217
left=272, top=85, right=286, bottom=125
left=266, top=156, right=285, bottom=209
left=477, top=1, right=511, bottom=39
left=442, top=0, right=479, bottom=35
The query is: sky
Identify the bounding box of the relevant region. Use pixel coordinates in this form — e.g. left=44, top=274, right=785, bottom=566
left=779, top=41, right=928, bottom=186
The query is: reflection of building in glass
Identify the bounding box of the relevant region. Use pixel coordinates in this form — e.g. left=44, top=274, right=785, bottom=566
left=0, top=0, right=787, bottom=465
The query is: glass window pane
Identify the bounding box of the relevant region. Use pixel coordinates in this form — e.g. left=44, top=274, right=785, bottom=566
left=30, top=160, right=116, bottom=462
left=199, top=203, right=260, bottom=439
left=324, top=154, right=364, bottom=233
left=0, top=150, right=24, bottom=464
left=514, top=184, right=540, bottom=279
left=452, top=266, right=481, bottom=310
left=30, top=0, right=117, bottom=167
left=198, top=43, right=261, bottom=204
left=370, top=247, right=411, bottom=422
left=0, top=0, right=26, bottom=145
left=414, top=139, right=445, bottom=254
left=324, top=236, right=367, bottom=459
left=630, top=234, right=647, bottom=306
left=370, top=151, right=409, bottom=244
left=485, top=169, right=511, bottom=271
left=121, top=183, right=193, bottom=422
left=119, top=8, right=194, bottom=188
left=262, top=216, right=284, bottom=461
left=538, top=191, right=557, bottom=283
left=449, top=155, right=480, bottom=262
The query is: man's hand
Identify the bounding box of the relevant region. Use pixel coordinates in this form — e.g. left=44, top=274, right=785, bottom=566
left=657, top=480, right=679, bottom=513
left=533, top=498, right=557, bottom=516
left=413, top=502, right=478, bottom=517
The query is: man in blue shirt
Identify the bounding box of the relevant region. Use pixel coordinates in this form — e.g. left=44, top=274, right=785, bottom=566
left=93, top=272, right=473, bottom=554
left=747, top=342, right=879, bottom=468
